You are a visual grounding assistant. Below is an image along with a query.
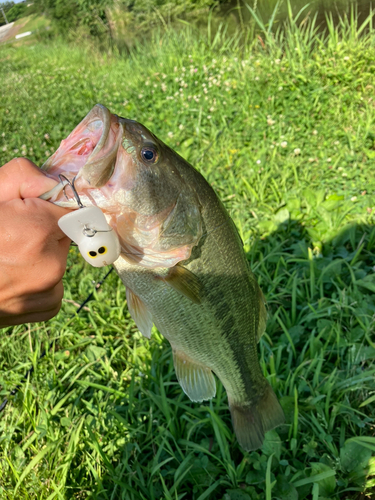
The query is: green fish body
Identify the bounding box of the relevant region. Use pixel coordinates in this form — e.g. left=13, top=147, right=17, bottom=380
left=41, top=104, right=284, bottom=450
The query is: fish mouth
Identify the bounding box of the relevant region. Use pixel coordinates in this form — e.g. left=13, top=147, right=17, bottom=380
left=40, top=104, right=123, bottom=207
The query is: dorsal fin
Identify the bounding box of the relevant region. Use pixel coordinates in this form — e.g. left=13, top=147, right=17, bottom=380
left=173, top=350, right=216, bottom=402
left=257, top=285, right=267, bottom=342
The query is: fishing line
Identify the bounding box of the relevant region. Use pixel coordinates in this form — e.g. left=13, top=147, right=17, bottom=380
left=0, top=267, right=114, bottom=414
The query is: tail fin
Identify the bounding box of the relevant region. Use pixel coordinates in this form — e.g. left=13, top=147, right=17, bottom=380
left=228, top=383, right=285, bottom=452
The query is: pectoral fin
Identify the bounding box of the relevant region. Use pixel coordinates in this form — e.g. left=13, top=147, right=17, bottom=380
left=173, top=350, right=216, bottom=402
left=160, top=265, right=204, bottom=305
left=126, top=288, right=153, bottom=339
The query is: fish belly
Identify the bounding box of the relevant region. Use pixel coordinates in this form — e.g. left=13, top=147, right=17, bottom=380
left=114, top=245, right=284, bottom=451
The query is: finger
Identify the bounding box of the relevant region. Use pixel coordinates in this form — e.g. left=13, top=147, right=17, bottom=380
left=0, top=282, right=64, bottom=327
left=0, top=303, right=62, bottom=327
left=25, top=281, right=65, bottom=313
left=0, top=158, right=59, bottom=201
left=3, top=197, right=72, bottom=243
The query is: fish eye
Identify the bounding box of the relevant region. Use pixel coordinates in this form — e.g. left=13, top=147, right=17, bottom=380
left=141, top=146, right=158, bottom=164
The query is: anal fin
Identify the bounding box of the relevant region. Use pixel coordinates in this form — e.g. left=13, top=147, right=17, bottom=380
left=173, top=350, right=216, bottom=402
left=126, top=288, right=153, bottom=339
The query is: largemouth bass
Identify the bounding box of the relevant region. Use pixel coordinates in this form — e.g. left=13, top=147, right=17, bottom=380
left=41, top=104, right=284, bottom=451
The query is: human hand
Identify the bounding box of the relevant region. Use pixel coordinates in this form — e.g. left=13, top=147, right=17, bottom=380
left=0, top=158, right=71, bottom=327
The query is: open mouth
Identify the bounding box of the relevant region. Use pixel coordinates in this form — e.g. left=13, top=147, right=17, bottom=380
left=40, top=104, right=122, bottom=207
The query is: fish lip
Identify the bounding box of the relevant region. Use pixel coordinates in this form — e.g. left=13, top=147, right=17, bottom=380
left=41, top=104, right=111, bottom=173
left=40, top=104, right=115, bottom=206
left=84, top=104, right=112, bottom=165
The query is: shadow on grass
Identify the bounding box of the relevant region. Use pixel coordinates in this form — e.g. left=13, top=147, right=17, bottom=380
left=2, top=219, right=375, bottom=500
left=55, top=219, right=374, bottom=499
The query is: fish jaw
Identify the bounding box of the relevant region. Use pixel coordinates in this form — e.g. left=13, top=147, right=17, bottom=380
left=40, top=105, right=203, bottom=269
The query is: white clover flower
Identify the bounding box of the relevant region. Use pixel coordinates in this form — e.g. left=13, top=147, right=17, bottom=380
left=256, top=159, right=261, bottom=164
left=138, top=94, right=143, bottom=99
left=351, top=196, right=357, bottom=201
left=255, top=76, right=260, bottom=81
left=327, top=158, right=331, bottom=162
left=344, top=56, right=350, bottom=61
left=312, top=129, right=318, bottom=135
left=2, top=146, right=7, bottom=151
left=168, top=132, right=174, bottom=138
left=179, top=124, right=184, bottom=130
left=280, top=141, right=288, bottom=148
left=161, top=83, right=167, bottom=92
left=308, top=158, right=314, bottom=162
left=14, top=148, right=19, bottom=153
left=338, top=166, right=343, bottom=171
left=267, top=118, right=276, bottom=126
left=342, top=173, right=348, bottom=177
left=294, top=148, right=301, bottom=155
left=207, top=115, right=212, bottom=120
left=44, top=133, right=50, bottom=140
left=1, top=132, right=5, bottom=137
left=278, top=86, right=283, bottom=91
left=275, top=59, right=281, bottom=64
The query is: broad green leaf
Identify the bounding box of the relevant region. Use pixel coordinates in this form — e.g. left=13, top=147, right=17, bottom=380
left=310, top=463, right=336, bottom=495
left=340, top=441, right=372, bottom=473
left=262, top=430, right=282, bottom=461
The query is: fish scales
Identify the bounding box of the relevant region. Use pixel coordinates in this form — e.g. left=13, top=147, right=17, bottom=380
left=40, top=104, right=285, bottom=450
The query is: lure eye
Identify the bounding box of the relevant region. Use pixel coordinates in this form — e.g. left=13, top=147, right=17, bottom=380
left=88, top=246, right=107, bottom=258
left=141, top=147, right=158, bottom=164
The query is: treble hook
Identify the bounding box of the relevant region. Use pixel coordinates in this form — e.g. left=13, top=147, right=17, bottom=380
left=58, top=174, right=84, bottom=209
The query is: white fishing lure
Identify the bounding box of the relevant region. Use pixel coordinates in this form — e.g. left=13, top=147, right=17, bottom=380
left=58, top=206, right=121, bottom=267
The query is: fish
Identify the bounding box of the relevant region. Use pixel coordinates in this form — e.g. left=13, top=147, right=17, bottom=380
left=40, top=104, right=285, bottom=451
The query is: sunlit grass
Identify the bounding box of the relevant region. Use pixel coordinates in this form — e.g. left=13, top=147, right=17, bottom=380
left=0, top=6, right=375, bottom=500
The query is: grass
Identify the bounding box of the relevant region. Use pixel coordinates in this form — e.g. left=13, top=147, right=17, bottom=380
left=0, top=5, right=375, bottom=499
left=14, top=14, right=50, bottom=33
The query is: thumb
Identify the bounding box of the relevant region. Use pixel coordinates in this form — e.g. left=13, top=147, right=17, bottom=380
left=0, top=157, right=59, bottom=201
